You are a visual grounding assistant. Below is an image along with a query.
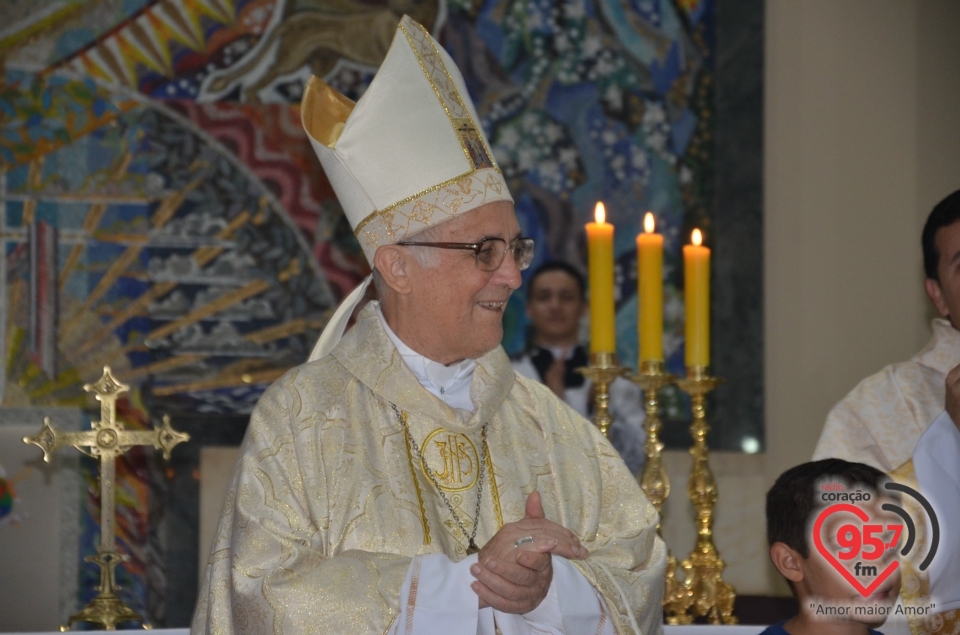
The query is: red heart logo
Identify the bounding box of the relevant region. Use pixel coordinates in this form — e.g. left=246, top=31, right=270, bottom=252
left=812, top=503, right=899, bottom=598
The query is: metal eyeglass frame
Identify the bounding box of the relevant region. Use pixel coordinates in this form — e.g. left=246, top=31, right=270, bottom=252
left=396, top=236, right=535, bottom=271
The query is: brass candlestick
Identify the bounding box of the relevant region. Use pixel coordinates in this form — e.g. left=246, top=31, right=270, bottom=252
left=629, top=361, right=674, bottom=520
left=576, top=352, right=627, bottom=437
left=674, top=365, right=737, bottom=624
left=628, top=361, right=693, bottom=623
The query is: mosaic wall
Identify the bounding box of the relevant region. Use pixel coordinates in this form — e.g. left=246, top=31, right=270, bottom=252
left=0, top=0, right=748, bottom=625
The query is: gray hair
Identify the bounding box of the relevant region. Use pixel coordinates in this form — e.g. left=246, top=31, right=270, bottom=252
left=400, top=223, right=445, bottom=268
left=372, top=223, right=445, bottom=297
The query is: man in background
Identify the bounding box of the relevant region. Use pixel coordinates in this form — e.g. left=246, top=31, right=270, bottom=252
left=512, top=261, right=646, bottom=474
left=814, top=190, right=960, bottom=633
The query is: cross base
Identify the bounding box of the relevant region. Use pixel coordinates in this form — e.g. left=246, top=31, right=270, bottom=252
left=61, top=592, right=149, bottom=632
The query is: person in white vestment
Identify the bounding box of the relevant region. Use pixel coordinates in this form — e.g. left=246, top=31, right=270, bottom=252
left=510, top=261, right=646, bottom=474
left=814, top=190, right=960, bottom=632
left=191, top=15, right=666, bottom=635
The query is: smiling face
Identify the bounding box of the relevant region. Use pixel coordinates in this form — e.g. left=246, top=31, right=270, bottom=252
left=379, top=201, right=523, bottom=364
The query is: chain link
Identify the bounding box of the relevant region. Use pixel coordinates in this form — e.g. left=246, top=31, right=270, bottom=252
left=391, top=402, right=487, bottom=553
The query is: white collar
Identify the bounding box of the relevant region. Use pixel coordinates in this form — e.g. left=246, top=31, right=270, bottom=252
left=544, top=345, right=576, bottom=361
left=376, top=304, right=476, bottom=411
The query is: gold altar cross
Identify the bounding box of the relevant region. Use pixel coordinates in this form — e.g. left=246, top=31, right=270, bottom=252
left=23, top=366, right=190, bottom=631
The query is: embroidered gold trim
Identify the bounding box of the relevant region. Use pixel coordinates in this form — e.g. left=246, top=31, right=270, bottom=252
left=354, top=167, right=513, bottom=246
left=485, top=447, right=504, bottom=529
left=401, top=412, right=432, bottom=546
left=398, top=21, right=475, bottom=168
left=420, top=428, right=479, bottom=493
left=353, top=170, right=477, bottom=234
left=417, top=20, right=498, bottom=166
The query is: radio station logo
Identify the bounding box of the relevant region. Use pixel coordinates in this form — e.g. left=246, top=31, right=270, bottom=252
left=813, top=481, right=939, bottom=598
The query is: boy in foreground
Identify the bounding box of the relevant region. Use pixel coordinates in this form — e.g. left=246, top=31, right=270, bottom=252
left=762, top=459, right=902, bottom=635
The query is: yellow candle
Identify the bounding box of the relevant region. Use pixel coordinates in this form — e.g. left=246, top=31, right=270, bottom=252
left=586, top=202, right=616, bottom=354
left=683, top=228, right=710, bottom=367
left=637, top=212, right=663, bottom=363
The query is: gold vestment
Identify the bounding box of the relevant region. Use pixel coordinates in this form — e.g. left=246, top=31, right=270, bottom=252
left=192, top=304, right=667, bottom=634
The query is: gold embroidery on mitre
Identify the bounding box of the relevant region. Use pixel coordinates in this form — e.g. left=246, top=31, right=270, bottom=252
left=446, top=196, right=465, bottom=215
left=420, top=428, right=479, bottom=493
left=455, top=119, right=495, bottom=170
left=485, top=173, right=503, bottom=195
left=301, top=76, right=355, bottom=148
left=353, top=168, right=511, bottom=259
left=421, top=21, right=498, bottom=166
left=408, top=201, right=438, bottom=225
left=397, top=21, right=475, bottom=170
left=353, top=171, right=474, bottom=235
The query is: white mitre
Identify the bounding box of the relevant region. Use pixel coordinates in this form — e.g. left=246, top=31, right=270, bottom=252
left=302, top=15, right=513, bottom=360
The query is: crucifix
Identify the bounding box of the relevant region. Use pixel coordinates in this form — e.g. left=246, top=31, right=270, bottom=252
left=23, top=366, right=190, bottom=631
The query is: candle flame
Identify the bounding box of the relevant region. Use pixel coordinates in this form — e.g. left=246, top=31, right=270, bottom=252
left=595, top=202, right=606, bottom=224
left=692, top=228, right=703, bottom=246
left=644, top=212, right=655, bottom=234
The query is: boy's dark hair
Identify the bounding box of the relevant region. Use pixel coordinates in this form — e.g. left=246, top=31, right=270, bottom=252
left=528, top=260, right=587, bottom=300
left=766, top=459, right=886, bottom=557
left=922, top=189, right=960, bottom=281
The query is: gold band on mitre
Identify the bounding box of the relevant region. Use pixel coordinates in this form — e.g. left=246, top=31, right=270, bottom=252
left=354, top=169, right=508, bottom=256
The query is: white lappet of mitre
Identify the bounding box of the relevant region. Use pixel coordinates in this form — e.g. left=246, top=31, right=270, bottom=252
left=302, top=15, right=513, bottom=361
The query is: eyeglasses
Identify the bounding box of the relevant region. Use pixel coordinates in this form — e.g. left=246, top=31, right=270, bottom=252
left=396, top=236, right=536, bottom=272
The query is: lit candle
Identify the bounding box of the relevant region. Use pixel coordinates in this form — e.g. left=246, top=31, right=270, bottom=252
left=637, top=212, right=663, bottom=363
left=683, top=228, right=710, bottom=367
left=586, top=202, right=616, bottom=354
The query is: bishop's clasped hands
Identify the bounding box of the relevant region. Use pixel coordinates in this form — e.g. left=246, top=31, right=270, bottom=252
left=469, top=491, right=589, bottom=614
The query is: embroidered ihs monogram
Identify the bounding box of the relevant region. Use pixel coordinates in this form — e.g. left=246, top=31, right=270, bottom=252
left=421, top=429, right=478, bottom=492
